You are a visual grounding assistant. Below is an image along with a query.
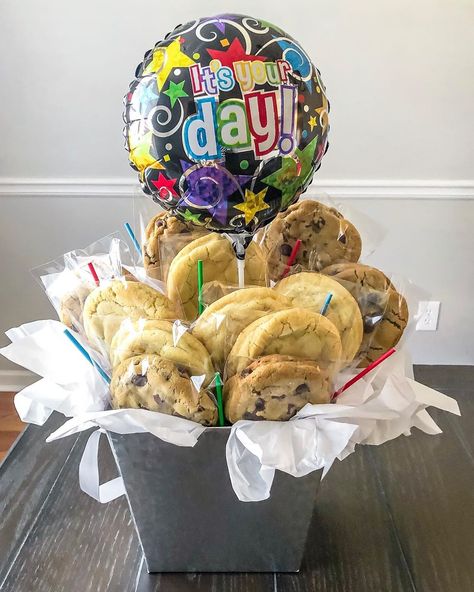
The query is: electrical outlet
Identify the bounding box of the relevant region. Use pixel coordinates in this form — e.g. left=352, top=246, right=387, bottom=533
left=416, top=301, right=441, bottom=331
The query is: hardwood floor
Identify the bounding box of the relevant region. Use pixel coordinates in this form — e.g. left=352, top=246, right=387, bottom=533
left=0, top=393, right=24, bottom=462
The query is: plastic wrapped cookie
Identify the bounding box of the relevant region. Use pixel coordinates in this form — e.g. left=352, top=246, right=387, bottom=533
left=321, top=263, right=409, bottom=366
left=110, top=319, right=215, bottom=386
left=224, top=355, right=331, bottom=423
left=167, top=234, right=266, bottom=321
left=143, top=211, right=207, bottom=281
left=259, top=200, right=362, bottom=281
left=275, top=271, right=363, bottom=365
left=83, top=279, right=178, bottom=351
left=110, top=354, right=217, bottom=426
left=226, top=307, right=342, bottom=378
left=192, top=287, right=293, bottom=371
left=59, top=265, right=137, bottom=331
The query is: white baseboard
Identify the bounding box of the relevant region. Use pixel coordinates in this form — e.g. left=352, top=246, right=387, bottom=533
left=0, top=370, right=37, bottom=392
left=0, top=178, right=473, bottom=200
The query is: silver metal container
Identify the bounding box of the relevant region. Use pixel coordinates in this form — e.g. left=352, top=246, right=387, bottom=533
left=108, top=427, right=320, bottom=573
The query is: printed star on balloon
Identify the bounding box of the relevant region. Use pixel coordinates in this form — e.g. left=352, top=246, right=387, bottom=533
left=207, top=38, right=266, bottom=72
left=234, top=188, right=270, bottom=224
left=163, top=80, right=189, bottom=107
left=143, top=39, right=195, bottom=90
left=128, top=131, right=164, bottom=176
left=262, top=136, right=318, bottom=208
left=138, top=80, right=159, bottom=111
left=180, top=209, right=203, bottom=224
left=151, top=173, right=178, bottom=200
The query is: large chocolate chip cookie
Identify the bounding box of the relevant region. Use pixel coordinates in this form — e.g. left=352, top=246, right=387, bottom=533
left=260, top=200, right=362, bottom=281
left=110, top=354, right=217, bottom=426
left=321, top=263, right=408, bottom=366
left=224, top=355, right=331, bottom=423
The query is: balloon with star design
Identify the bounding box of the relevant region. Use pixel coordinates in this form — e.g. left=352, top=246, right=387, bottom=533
left=123, top=13, right=330, bottom=234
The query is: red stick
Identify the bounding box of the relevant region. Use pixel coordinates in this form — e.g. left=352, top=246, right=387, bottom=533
left=87, top=262, right=100, bottom=286
left=332, top=348, right=396, bottom=401
left=281, top=239, right=302, bottom=279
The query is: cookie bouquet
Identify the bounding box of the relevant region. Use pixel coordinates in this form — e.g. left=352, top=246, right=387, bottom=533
left=0, top=13, right=460, bottom=573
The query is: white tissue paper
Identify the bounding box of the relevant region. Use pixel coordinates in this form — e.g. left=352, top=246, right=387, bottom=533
left=0, top=319, right=460, bottom=502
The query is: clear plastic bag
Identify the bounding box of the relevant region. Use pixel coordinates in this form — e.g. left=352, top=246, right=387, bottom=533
left=134, top=191, right=208, bottom=282
left=31, top=234, right=135, bottom=337
left=109, top=353, right=218, bottom=426
left=256, top=197, right=384, bottom=283
left=223, top=353, right=334, bottom=423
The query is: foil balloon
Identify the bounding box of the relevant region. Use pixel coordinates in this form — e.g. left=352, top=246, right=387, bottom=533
left=123, top=14, right=330, bottom=234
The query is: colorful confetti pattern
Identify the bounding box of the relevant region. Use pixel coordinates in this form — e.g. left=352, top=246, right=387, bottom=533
left=123, top=14, right=330, bottom=233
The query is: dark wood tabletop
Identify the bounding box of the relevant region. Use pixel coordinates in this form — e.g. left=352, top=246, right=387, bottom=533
left=0, top=365, right=473, bottom=592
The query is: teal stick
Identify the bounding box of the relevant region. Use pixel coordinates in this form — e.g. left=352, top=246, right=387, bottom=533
left=320, top=292, right=333, bottom=316
left=124, top=222, right=141, bottom=256
left=64, top=329, right=110, bottom=384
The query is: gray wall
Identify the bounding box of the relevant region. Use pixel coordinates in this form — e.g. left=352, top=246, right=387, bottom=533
left=0, top=0, right=473, bottom=374
left=1, top=194, right=473, bottom=370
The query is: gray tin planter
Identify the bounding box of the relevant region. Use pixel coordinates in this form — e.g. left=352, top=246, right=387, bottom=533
left=108, top=427, right=320, bottom=573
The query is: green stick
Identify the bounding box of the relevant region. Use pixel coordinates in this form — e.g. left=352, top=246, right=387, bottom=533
left=197, top=259, right=204, bottom=315
left=214, top=372, right=225, bottom=427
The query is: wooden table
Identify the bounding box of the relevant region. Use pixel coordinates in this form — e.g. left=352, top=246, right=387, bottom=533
left=0, top=366, right=473, bottom=592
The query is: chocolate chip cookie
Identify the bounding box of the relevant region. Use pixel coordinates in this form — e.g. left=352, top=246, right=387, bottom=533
left=276, top=272, right=363, bottom=364
left=321, top=262, right=394, bottom=292
left=143, top=211, right=207, bottom=281
left=321, top=264, right=408, bottom=366
left=110, top=354, right=217, bottom=426
left=167, top=234, right=266, bottom=321
left=192, top=287, right=293, bottom=371
left=224, top=355, right=331, bottom=423
left=83, top=279, right=178, bottom=351
left=59, top=283, right=93, bottom=331
left=260, top=200, right=362, bottom=281
left=110, top=319, right=214, bottom=385
left=227, top=307, right=342, bottom=377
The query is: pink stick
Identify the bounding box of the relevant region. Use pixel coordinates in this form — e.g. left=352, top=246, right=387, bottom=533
left=332, top=348, right=396, bottom=400
left=88, top=262, right=100, bottom=286
left=281, top=239, right=302, bottom=279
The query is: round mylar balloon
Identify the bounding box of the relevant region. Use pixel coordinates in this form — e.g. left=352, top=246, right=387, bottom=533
left=123, top=14, right=329, bottom=233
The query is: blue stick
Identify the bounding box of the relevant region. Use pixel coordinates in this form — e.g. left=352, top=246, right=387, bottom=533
left=64, top=329, right=111, bottom=384
left=124, top=222, right=142, bottom=256
left=320, top=292, right=333, bottom=316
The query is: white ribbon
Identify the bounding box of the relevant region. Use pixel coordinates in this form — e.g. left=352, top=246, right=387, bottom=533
left=78, top=428, right=126, bottom=503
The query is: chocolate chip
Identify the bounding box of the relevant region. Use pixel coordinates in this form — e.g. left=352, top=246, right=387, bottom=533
left=311, top=217, right=326, bottom=233
left=155, top=220, right=164, bottom=228
left=280, top=243, right=292, bottom=257
left=240, top=367, right=253, bottom=378
left=294, top=383, right=310, bottom=395
left=153, top=394, right=165, bottom=405
left=255, top=397, right=266, bottom=411
left=338, top=233, right=347, bottom=244
left=287, top=404, right=297, bottom=417
left=176, top=365, right=190, bottom=378
left=131, top=374, right=147, bottom=387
